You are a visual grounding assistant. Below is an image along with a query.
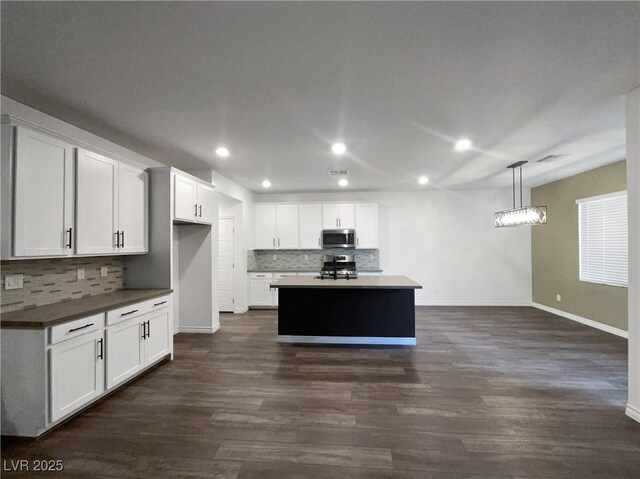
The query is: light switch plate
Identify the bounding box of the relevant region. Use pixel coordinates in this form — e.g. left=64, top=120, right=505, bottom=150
left=4, top=274, right=24, bottom=290
left=556, top=294, right=562, bottom=302
left=100, top=266, right=108, bottom=277
left=77, top=268, right=85, bottom=280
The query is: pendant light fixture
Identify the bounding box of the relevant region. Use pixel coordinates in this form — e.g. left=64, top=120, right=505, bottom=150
left=494, top=161, right=547, bottom=227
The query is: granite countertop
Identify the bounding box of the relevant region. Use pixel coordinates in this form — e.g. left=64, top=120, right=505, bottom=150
left=247, top=269, right=384, bottom=273
left=0, top=289, right=173, bottom=329
left=270, top=275, right=422, bottom=289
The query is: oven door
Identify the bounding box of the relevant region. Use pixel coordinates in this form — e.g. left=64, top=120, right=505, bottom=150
left=322, top=229, right=355, bottom=248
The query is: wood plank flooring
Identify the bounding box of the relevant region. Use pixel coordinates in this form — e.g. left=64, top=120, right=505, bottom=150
left=3, top=306, right=639, bottom=478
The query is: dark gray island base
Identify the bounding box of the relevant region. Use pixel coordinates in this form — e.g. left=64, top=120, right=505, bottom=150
left=271, top=276, right=422, bottom=346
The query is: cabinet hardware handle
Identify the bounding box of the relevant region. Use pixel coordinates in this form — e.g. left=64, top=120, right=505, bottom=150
left=278, top=238, right=280, bottom=247
left=121, top=230, right=125, bottom=248
left=272, top=238, right=275, bottom=247
left=97, top=338, right=104, bottom=359
left=357, top=237, right=359, bottom=247
left=69, top=323, right=94, bottom=333
left=141, top=322, right=146, bottom=339
left=66, top=227, right=73, bottom=249
left=115, top=231, right=120, bottom=248
left=199, top=204, right=202, bottom=217
left=121, top=309, right=139, bottom=317
left=146, top=320, right=150, bottom=338
left=154, top=301, right=167, bottom=307
left=194, top=203, right=198, bottom=216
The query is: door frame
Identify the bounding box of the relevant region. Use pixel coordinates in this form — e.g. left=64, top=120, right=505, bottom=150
left=218, top=215, right=237, bottom=313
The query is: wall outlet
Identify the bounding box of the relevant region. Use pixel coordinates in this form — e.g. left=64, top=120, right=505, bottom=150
left=556, top=294, right=562, bottom=302
left=370, top=254, right=374, bottom=260
left=272, top=254, right=277, bottom=260
left=4, top=274, right=24, bottom=290
left=100, top=266, right=108, bottom=278
left=77, top=268, right=85, bottom=280
left=304, top=255, right=309, bottom=260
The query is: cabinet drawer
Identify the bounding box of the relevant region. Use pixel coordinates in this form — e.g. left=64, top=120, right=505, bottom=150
left=147, top=295, right=171, bottom=311
left=250, top=272, right=273, bottom=279
left=107, top=302, right=150, bottom=326
left=50, top=313, right=104, bottom=345
left=274, top=273, right=297, bottom=280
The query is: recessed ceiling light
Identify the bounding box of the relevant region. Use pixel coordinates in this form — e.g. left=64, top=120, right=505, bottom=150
left=331, top=142, right=347, bottom=156
left=215, top=146, right=230, bottom=157
left=261, top=179, right=271, bottom=188
left=454, top=139, right=472, bottom=151
left=338, top=178, right=348, bottom=187
left=418, top=176, right=429, bottom=185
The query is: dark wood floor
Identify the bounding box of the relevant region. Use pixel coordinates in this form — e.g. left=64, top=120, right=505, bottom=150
left=3, top=307, right=640, bottom=478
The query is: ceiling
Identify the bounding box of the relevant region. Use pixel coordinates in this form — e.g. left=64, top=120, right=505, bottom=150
left=1, top=2, right=638, bottom=192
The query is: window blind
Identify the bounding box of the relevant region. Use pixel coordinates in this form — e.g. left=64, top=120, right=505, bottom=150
left=577, top=191, right=628, bottom=287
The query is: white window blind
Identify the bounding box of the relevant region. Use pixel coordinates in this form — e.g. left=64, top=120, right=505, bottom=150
left=577, top=191, right=628, bottom=287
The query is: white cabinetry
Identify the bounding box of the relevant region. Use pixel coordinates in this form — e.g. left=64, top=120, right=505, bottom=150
left=322, top=204, right=355, bottom=229
left=249, top=273, right=297, bottom=307
left=106, top=315, right=145, bottom=389
left=12, top=126, right=75, bottom=257
left=254, top=204, right=299, bottom=249
left=355, top=203, right=379, bottom=249
left=173, top=174, right=215, bottom=225
left=76, top=149, right=148, bottom=255
left=197, top=183, right=215, bottom=224
left=299, top=204, right=323, bottom=249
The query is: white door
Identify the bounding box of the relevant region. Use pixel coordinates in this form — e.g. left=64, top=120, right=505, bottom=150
left=174, top=175, right=197, bottom=222
left=355, top=203, right=378, bottom=248
left=255, top=204, right=277, bottom=249
left=144, top=309, right=170, bottom=364
left=218, top=217, right=235, bottom=312
left=13, top=127, right=74, bottom=257
left=299, top=204, right=323, bottom=249
left=106, top=317, right=144, bottom=389
left=118, top=163, right=148, bottom=253
left=322, top=204, right=340, bottom=229
left=249, top=277, right=272, bottom=306
left=197, top=184, right=215, bottom=224
left=49, top=331, right=104, bottom=422
left=276, top=204, right=299, bottom=249
left=338, top=204, right=356, bottom=229
left=76, top=149, right=118, bottom=255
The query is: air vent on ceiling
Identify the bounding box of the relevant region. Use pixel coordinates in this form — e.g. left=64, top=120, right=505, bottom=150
left=535, top=154, right=566, bottom=163
left=328, top=169, right=349, bottom=176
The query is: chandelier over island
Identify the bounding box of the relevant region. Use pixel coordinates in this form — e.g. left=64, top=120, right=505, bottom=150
left=494, top=161, right=547, bottom=227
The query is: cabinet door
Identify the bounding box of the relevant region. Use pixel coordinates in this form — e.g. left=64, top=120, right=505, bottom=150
left=355, top=203, right=378, bottom=249
left=299, top=204, right=322, bottom=249
left=76, top=149, right=118, bottom=255
left=49, top=331, right=104, bottom=422
left=272, top=273, right=296, bottom=307
left=250, top=278, right=273, bottom=306
left=197, top=184, right=215, bottom=225
left=13, top=127, right=74, bottom=257
left=255, top=204, right=277, bottom=249
left=118, top=163, right=148, bottom=253
left=106, top=317, right=144, bottom=389
left=338, top=204, right=356, bottom=229
left=322, top=204, right=340, bottom=229
left=174, top=175, right=198, bottom=222
left=144, top=309, right=170, bottom=365
left=276, top=204, right=299, bottom=249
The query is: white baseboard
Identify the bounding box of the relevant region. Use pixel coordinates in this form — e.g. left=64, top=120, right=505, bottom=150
left=234, top=306, right=249, bottom=314
left=532, top=302, right=628, bottom=339
left=179, top=323, right=220, bottom=334
left=626, top=404, right=640, bottom=423
left=278, top=335, right=416, bottom=346
left=415, top=301, right=532, bottom=307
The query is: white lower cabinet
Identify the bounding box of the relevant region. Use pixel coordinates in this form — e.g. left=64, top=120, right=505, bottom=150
left=249, top=273, right=297, bottom=307
left=144, top=308, right=171, bottom=364
left=106, top=315, right=145, bottom=389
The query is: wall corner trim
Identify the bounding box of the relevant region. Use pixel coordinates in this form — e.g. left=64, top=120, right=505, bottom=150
left=531, top=302, right=628, bottom=339
left=626, top=404, right=640, bottom=422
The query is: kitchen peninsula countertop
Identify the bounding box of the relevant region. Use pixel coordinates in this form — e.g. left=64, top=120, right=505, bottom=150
left=271, top=275, right=421, bottom=290
left=0, top=289, right=173, bottom=329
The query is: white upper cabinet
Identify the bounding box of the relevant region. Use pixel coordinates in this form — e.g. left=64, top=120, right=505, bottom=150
left=355, top=203, right=379, bottom=249
left=173, top=173, right=215, bottom=225
left=12, top=127, right=74, bottom=257
left=77, top=149, right=148, bottom=255
left=76, top=150, right=119, bottom=255
left=299, top=204, right=322, bottom=249
left=118, top=163, right=148, bottom=253
left=254, top=204, right=299, bottom=249
left=322, top=204, right=355, bottom=229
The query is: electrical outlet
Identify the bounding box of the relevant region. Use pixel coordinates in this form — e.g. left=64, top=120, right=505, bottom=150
left=556, top=294, right=562, bottom=302
left=100, top=266, right=108, bottom=278
left=4, top=274, right=24, bottom=290
left=272, top=254, right=277, bottom=260
left=304, top=255, right=309, bottom=260
left=77, top=268, right=85, bottom=280
left=370, top=254, right=374, bottom=260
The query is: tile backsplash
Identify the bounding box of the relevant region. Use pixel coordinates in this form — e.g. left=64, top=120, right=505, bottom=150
left=248, top=249, right=380, bottom=271
left=1, top=257, right=125, bottom=313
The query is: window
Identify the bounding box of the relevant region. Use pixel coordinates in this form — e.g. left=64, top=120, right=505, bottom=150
left=577, top=191, right=628, bottom=287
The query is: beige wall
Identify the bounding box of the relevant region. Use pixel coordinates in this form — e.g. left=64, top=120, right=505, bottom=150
left=532, top=160, right=628, bottom=331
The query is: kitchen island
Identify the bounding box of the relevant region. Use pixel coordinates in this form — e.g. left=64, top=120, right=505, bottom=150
left=271, top=275, right=422, bottom=346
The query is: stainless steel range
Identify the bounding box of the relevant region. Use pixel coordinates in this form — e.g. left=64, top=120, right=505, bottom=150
left=317, top=254, right=358, bottom=280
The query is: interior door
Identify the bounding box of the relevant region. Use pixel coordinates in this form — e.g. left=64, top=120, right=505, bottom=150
left=322, top=204, right=340, bottom=229
left=174, top=175, right=197, bottom=222
left=13, top=126, right=74, bottom=257
left=106, top=317, right=144, bottom=389
left=118, top=163, right=148, bottom=253
left=49, top=331, right=104, bottom=422
left=218, top=217, right=235, bottom=312
left=276, top=204, right=299, bottom=249
left=255, top=204, right=277, bottom=249
left=197, top=184, right=215, bottom=224
left=144, top=309, right=170, bottom=365
left=299, top=204, right=322, bottom=249
left=76, top=149, right=118, bottom=255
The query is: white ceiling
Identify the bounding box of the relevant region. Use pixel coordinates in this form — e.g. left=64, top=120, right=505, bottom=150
left=1, top=2, right=638, bottom=192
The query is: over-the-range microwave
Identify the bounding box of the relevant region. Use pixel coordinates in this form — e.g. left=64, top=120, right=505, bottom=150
left=322, top=229, right=356, bottom=249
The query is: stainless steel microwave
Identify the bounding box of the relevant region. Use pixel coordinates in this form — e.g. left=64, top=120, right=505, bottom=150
left=322, top=229, right=356, bottom=249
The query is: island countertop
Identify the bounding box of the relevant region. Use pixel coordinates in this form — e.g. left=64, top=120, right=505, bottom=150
left=0, top=289, right=173, bottom=329
left=271, top=275, right=422, bottom=290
